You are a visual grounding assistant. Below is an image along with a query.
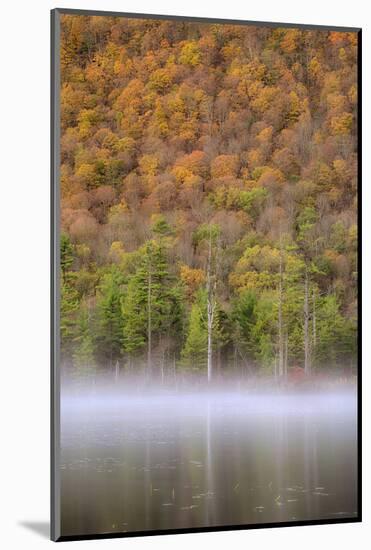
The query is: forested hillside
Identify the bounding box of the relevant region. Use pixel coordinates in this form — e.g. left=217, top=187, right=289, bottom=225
left=59, top=15, right=358, bottom=381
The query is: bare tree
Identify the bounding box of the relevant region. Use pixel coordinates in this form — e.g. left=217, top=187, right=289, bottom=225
left=206, top=229, right=217, bottom=383
left=304, top=266, right=311, bottom=375
left=278, top=242, right=284, bottom=377
left=284, top=332, right=288, bottom=378
left=147, top=259, right=152, bottom=376
left=312, top=286, right=317, bottom=363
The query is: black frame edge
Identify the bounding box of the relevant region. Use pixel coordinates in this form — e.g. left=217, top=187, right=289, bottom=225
left=54, top=7, right=361, bottom=33
left=51, top=7, right=61, bottom=543
left=356, top=27, right=362, bottom=524
left=57, top=517, right=361, bottom=542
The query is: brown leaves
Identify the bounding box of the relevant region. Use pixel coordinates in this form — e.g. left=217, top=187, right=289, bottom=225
left=180, top=264, right=206, bottom=297
left=211, top=155, right=239, bottom=179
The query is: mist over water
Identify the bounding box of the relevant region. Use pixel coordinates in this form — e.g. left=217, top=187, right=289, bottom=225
left=60, top=382, right=357, bottom=537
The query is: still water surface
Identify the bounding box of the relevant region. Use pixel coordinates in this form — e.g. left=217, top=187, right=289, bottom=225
left=61, top=391, right=357, bottom=536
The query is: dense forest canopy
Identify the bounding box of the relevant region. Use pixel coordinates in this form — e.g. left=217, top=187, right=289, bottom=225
left=60, top=15, right=358, bottom=381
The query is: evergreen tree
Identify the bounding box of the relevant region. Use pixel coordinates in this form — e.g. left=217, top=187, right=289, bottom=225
left=181, top=289, right=225, bottom=373
left=73, top=302, right=96, bottom=378
left=315, top=294, right=357, bottom=367
left=232, top=290, right=257, bottom=357
left=122, top=238, right=182, bottom=373
left=60, top=233, right=74, bottom=282
left=60, top=277, right=79, bottom=362
left=180, top=300, right=207, bottom=371
left=121, top=272, right=147, bottom=361
left=151, top=214, right=173, bottom=237
left=96, top=267, right=123, bottom=366
left=250, top=291, right=277, bottom=372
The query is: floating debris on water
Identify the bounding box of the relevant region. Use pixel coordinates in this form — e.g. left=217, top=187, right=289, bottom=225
left=189, top=460, right=203, bottom=468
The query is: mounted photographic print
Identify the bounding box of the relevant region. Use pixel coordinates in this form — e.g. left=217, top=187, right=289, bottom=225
left=51, top=8, right=361, bottom=541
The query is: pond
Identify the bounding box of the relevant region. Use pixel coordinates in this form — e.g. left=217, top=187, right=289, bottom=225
left=60, top=390, right=357, bottom=536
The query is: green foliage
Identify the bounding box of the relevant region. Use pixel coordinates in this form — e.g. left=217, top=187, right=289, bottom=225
left=211, top=187, right=268, bottom=217
left=95, top=267, right=124, bottom=364
left=59, top=16, right=358, bottom=377
left=314, top=294, right=357, bottom=366
left=72, top=303, right=96, bottom=377
left=297, top=206, right=317, bottom=248
left=250, top=292, right=277, bottom=370
left=193, top=223, right=220, bottom=246
left=60, top=233, right=74, bottom=280
left=329, top=221, right=347, bottom=253
left=231, top=290, right=258, bottom=355
left=180, top=300, right=207, bottom=370
left=122, top=239, right=182, bottom=357
left=151, top=214, right=173, bottom=236
left=181, top=290, right=226, bottom=371
left=60, top=278, right=79, bottom=360
left=121, top=273, right=146, bottom=355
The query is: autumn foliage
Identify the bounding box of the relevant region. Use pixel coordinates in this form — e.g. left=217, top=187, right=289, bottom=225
left=59, top=15, right=358, bottom=379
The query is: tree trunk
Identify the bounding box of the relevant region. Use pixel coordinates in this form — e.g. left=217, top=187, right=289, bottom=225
left=206, top=233, right=214, bottom=383
left=161, top=350, right=165, bottom=385
left=284, top=333, right=288, bottom=378
left=278, top=250, right=284, bottom=377
left=207, top=287, right=214, bottom=383
left=218, top=347, right=222, bottom=375
left=304, top=267, right=311, bottom=375
left=312, top=287, right=316, bottom=366
left=173, top=354, right=177, bottom=386
left=207, top=315, right=213, bottom=383
left=147, top=266, right=152, bottom=377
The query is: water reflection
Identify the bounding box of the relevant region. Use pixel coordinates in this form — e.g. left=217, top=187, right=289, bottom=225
left=60, top=391, right=357, bottom=536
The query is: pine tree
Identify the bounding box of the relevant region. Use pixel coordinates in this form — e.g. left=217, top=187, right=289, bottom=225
left=60, top=277, right=79, bottom=362
left=121, top=273, right=147, bottom=361
left=96, top=267, right=123, bottom=367
left=73, top=303, right=95, bottom=379
left=315, top=294, right=357, bottom=367
left=60, top=233, right=74, bottom=282
left=122, top=238, right=181, bottom=374
left=251, top=292, right=277, bottom=372
left=232, top=290, right=257, bottom=360
left=181, top=300, right=208, bottom=371
left=181, top=289, right=225, bottom=374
